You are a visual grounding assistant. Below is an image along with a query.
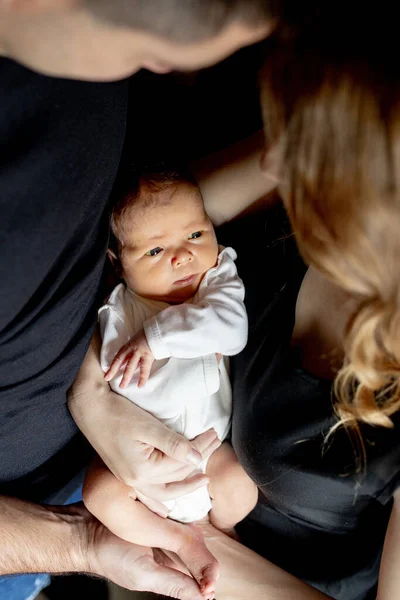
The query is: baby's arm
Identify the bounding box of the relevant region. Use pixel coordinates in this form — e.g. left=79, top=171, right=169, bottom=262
left=83, top=457, right=219, bottom=600
left=144, top=248, right=248, bottom=361
left=105, top=249, right=246, bottom=387
left=101, top=302, right=221, bottom=396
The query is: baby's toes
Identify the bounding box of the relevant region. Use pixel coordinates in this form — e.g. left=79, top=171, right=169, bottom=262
left=177, top=525, right=219, bottom=597
left=199, top=561, right=219, bottom=598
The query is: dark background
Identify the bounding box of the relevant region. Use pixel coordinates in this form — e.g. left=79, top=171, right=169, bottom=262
left=125, top=39, right=265, bottom=162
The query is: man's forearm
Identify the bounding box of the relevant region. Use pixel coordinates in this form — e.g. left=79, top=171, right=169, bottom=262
left=0, top=495, right=90, bottom=575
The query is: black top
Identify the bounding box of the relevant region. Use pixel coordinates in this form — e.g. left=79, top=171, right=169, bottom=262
left=218, top=205, right=400, bottom=600
left=0, top=59, right=128, bottom=502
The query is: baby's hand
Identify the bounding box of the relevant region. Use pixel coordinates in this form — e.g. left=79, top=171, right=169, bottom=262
left=105, top=329, right=155, bottom=389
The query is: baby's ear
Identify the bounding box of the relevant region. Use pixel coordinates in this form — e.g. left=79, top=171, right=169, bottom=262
left=107, top=247, right=118, bottom=266
left=107, top=248, right=123, bottom=279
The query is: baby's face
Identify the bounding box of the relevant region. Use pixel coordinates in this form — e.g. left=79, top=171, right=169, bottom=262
left=120, top=184, right=219, bottom=303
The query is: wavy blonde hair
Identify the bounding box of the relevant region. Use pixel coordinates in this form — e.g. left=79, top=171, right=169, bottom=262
left=260, top=24, right=400, bottom=431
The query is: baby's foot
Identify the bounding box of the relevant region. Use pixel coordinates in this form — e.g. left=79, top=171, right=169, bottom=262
left=176, top=523, right=219, bottom=600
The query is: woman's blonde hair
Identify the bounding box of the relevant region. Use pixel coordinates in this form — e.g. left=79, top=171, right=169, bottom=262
left=260, top=19, right=400, bottom=430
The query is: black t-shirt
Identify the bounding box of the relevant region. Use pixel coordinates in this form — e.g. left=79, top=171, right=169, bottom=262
left=0, top=59, right=128, bottom=502
left=218, top=205, right=400, bottom=600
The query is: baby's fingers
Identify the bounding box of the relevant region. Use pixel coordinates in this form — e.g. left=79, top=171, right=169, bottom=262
left=120, top=353, right=141, bottom=389
left=137, top=354, right=154, bottom=388
left=104, top=347, right=131, bottom=381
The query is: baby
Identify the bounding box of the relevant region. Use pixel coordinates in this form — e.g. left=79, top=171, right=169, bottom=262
left=82, top=165, right=257, bottom=599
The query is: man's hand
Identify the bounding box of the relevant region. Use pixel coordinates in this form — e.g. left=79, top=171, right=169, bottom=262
left=107, top=423, right=220, bottom=516
left=69, top=333, right=221, bottom=502
left=86, top=510, right=207, bottom=599
left=0, top=494, right=205, bottom=600
left=71, top=384, right=220, bottom=490
left=105, top=329, right=154, bottom=388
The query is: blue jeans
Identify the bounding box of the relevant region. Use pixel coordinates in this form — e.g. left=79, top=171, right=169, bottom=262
left=0, top=484, right=84, bottom=600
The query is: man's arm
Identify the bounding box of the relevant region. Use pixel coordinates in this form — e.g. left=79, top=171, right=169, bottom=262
left=0, top=495, right=207, bottom=599
left=69, top=332, right=221, bottom=489
left=0, top=496, right=87, bottom=575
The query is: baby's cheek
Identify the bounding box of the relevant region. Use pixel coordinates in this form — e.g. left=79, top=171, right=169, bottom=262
left=208, top=245, right=219, bottom=269
left=122, top=264, right=143, bottom=292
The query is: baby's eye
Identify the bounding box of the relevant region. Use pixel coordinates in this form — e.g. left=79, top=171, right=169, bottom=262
left=188, top=231, right=202, bottom=240
left=145, top=247, right=163, bottom=257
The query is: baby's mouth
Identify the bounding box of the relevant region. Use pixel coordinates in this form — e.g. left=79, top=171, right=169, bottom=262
left=173, top=274, right=198, bottom=286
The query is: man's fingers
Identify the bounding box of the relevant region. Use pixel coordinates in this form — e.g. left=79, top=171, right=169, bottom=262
left=135, top=429, right=221, bottom=483
left=163, top=473, right=209, bottom=500
left=128, top=405, right=215, bottom=467
left=137, top=355, right=154, bottom=388
left=140, top=559, right=204, bottom=600
left=120, top=354, right=140, bottom=389
left=143, top=422, right=203, bottom=467
left=190, top=429, right=221, bottom=460
left=123, top=429, right=221, bottom=487
left=132, top=456, right=196, bottom=485
left=194, top=436, right=221, bottom=463
left=137, top=473, right=209, bottom=502
left=152, top=548, right=189, bottom=575
left=106, top=543, right=204, bottom=600
left=134, top=489, right=169, bottom=518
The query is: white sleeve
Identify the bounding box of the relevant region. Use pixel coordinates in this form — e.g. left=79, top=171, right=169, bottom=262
left=143, top=248, right=248, bottom=360
left=99, top=302, right=220, bottom=399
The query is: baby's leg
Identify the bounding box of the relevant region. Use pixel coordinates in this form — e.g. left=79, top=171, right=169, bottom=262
left=207, top=442, right=258, bottom=534
left=83, top=457, right=218, bottom=599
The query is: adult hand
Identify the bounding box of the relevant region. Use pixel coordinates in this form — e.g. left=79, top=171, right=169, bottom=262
left=69, top=332, right=221, bottom=497
left=0, top=496, right=204, bottom=600
left=77, top=504, right=207, bottom=600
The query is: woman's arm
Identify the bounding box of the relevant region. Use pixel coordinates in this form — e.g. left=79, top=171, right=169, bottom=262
left=200, top=521, right=332, bottom=600
left=192, top=131, right=277, bottom=226
left=376, top=490, right=400, bottom=599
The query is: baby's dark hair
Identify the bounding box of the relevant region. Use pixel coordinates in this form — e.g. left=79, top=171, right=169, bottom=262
left=110, top=162, right=200, bottom=249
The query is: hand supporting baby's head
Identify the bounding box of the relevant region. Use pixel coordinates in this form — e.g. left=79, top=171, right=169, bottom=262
left=109, top=164, right=219, bottom=304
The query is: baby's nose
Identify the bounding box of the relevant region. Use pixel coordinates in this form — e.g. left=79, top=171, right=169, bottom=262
left=171, top=250, right=193, bottom=267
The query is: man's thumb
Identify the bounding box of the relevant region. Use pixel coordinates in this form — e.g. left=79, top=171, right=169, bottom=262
left=146, top=424, right=202, bottom=466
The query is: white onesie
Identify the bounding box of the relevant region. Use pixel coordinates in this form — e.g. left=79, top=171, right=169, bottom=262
left=99, top=246, right=248, bottom=522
